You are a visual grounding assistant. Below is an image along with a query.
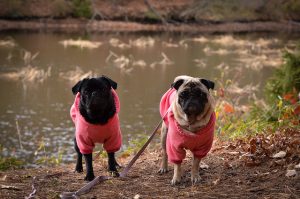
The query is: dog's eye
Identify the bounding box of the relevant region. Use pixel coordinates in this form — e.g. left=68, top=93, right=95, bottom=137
left=83, top=91, right=89, bottom=96
left=181, top=91, right=189, bottom=97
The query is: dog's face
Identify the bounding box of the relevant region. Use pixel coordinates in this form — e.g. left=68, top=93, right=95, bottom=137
left=72, top=76, right=117, bottom=124
left=172, top=76, right=215, bottom=130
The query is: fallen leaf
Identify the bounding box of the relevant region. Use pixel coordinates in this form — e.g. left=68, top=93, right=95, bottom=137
left=224, top=161, right=233, bottom=168
left=224, top=103, right=234, bottom=113
left=218, top=88, right=225, bottom=97
left=294, top=105, right=300, bottom=115
left=272, top=151, right=286, bottom=159
left=200, top=163, right=209, bottom=169
left=286, top=169, right=297, bottom=177
left=283, top=93, right=295, bottom=102
left=274, top=159, right=285, bottom=165
left=227, top=151, right=239, bottom=155
left=249, top=138, right=257, bottom=154
left=212, top=178, right=220, bottom=185
left=259, top=172, right=270, bottom=177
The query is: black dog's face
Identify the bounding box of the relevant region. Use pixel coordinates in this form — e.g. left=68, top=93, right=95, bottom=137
left=72, top=76, right=117, bottom=124
left=80, top=78, right=112, bottom=115
left=172, top=76, right=214, bottom=123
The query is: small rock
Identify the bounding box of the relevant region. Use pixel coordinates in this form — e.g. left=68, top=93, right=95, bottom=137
left=200, top=163, right=209, bottom=169
left=295, top=163, right=300, bottom=169
left=286, top=169, right=297, bottom=177
left=134, top=194, right=141, bottom=199
left=272, top=151, right=286, bottom=159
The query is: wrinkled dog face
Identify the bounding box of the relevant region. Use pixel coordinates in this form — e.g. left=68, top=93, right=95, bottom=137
left=72, top=76, right=117, bottom=124
left=172, top=76, right=215, bottom=129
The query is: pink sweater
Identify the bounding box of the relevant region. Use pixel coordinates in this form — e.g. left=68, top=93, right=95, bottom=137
left=70, top=89, right=122, bottom=154
left=160, top=88, right=215, bottom=164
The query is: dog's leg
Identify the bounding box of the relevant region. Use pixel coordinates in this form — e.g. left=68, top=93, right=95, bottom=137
left=191, top=156, right=201, bottom=184
left=171, top=163, right=182, bottom=185
left=107, top=152, right=120, bottom=177
left=74, top=138, right=83, bottom=173
left=158, top=122, right=168, bottom=173
left=83, top=153, right=95, bottom=181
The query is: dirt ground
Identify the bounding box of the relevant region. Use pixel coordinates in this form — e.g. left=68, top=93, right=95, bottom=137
left=0, top=130, right=299, bottom=199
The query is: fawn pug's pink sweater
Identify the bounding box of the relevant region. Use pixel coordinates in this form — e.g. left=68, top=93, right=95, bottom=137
left=70, top=89, right=122, bottom=154
left=160, top=88, right=215, bottom=164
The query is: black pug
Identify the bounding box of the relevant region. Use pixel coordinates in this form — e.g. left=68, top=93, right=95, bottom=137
left=70, top=76, right=122, bottom=181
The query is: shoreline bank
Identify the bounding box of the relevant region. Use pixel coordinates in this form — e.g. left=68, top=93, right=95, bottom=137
left=1, top=19, right=300, bottom=33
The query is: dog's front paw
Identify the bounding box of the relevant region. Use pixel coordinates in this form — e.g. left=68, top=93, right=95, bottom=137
left=115, top=162, right=122, bottom=169
left=109, top=171, right=120, bottom=177
left=75, top=165, right=83, bottom=173
left=158, top=167, right=168, bottom=174
left=171, top=176, right=181, bottom=186
left=191, top=174, right=201, bottom=185
left=84, top=174, right=95, bottom=181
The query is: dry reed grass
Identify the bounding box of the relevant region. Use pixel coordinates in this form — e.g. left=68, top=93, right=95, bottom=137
left=130, top=37, right=155, bottom=48
left=0, top=39, right=17, bottom=48
left=59, top=39, right=102, bottom=49
left=59, top=66, right=94, bottom=84
left=0, top=65, right=51, bottom=83
left=150, top=52, right=174, bottom=68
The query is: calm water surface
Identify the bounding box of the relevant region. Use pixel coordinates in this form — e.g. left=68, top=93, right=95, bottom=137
left=0, top=32, right=298, bottom=165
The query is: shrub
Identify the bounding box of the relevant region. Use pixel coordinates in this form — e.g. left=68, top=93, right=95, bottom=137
left=52, top=0, right=73, bottom=18
left=71, top=0, right=92, bottom=19
left=265, top=49, right=300, bottom=103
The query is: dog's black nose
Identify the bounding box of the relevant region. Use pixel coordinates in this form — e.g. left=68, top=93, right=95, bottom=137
left=184, top=104, right=198, bottom=115
left=92, top=91, right=98, bottom=97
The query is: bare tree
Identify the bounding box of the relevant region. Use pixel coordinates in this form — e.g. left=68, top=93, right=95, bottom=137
left=144, top=0, right=168, bottom=25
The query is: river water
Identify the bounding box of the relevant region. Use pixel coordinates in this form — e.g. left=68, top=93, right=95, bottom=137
left=0, top=32, right=298, bottom=165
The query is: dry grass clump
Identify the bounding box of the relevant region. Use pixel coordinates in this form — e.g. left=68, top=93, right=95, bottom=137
left=59, top=66, right=94, bottom=84
left=109, top=37, right=155, bottom=49
left=149, top=52, right=174, bottom=68
left=130, top=37, right=155, bottom=48
left=191, top=35, right=278, bottom=48
left=0, top=65, right=51, bottom=83
left=105, top=51, right=148, bottom=74
left=59, top=39, right=102, bottom=49
left=0, top=39, right=17, bottom=48
left=109, top=38, right=131, bottom=49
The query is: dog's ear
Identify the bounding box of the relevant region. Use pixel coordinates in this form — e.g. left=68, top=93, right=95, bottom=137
left=200, top=79, right=215, bottom=90
left=171, top=79, right=185, bottom=90
left=101, top=75, right=118, bottom=90
left=72, top=78, right=88, bottom=95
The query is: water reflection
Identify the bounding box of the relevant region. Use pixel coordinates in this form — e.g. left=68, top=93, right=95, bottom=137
left=0, top=32, right=298, bottom=165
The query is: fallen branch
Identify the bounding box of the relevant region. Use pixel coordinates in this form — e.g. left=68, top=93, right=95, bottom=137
left=25, top=176, right=36, bottom=199
left=1, top=184, right=21, bottom=191
left=60, top=176, right=112, bottom=199
left=60, top=111, right=166, bottom=198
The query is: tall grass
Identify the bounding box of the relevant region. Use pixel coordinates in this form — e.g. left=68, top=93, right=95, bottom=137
left=216, top=47, right=300, bottom=139
left=265, top=49, right=300, bottom=102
